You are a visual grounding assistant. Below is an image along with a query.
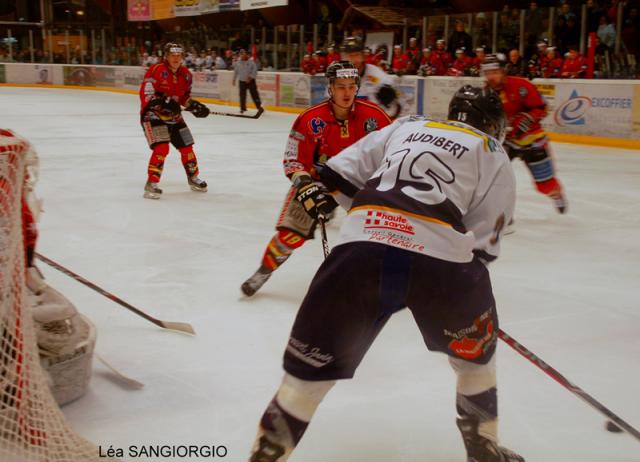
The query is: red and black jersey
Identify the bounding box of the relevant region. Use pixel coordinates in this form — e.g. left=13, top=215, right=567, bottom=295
left=561, top=55, right=587, bottom=78
left=498, top=76, right=548, bottom=145
left=283, top=100, right=392, bottom=179
left=139, top=61, right=193, bottom=114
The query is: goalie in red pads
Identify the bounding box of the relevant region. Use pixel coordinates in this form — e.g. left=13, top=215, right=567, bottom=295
left=483, top=54, right=567, bottom=214
left=139, top=42, right=211, bottom=199
left=240, top=61, right=391, bottom=296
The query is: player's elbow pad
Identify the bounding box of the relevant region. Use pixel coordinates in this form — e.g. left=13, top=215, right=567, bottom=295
left=319, top=165, right=359, bottom=198
left=376, top=84, right=397, bottom=107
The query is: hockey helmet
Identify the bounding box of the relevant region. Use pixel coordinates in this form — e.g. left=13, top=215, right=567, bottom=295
left=164, top=42, right=184, bottom=57
left=481, top=53, right=506, bottom=72
left=341, top=36, right=365, bottom=53
left=325, top=60, right=360, bottom=87
left=448, top=85, right=506, bottom=141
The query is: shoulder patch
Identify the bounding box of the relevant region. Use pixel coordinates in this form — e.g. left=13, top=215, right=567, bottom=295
left=308, top=117, right=326, bottom=136
left=364, top=117, right=378, bottom=133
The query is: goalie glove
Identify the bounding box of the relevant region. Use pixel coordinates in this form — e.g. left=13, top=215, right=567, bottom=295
left=510, top=112, right=536, bottom=139
left=376, top=84, right=397, bottom=107
left=186, top=99, right=210, bottom=118
left=294, top=174, right=337, bottom=220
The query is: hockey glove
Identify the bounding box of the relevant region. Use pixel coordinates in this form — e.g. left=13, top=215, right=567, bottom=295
left=510, top=112, right=536, bottom=139
left=295, top=176, right=337, bottom=220
left=186, top=99, right=211, bottom=118
left=147, top=96, right=181, bottom=120
left=376, top=84, right=397, bottom=107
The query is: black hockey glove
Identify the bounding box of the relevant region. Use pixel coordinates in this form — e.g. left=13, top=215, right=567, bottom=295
left=148, top=95, right=181, bottom=118
left=186, top=99, right=211, bottom=118
left=376, top=84, right=397, bottom=107
left=294, top=176, right=337, bottom=220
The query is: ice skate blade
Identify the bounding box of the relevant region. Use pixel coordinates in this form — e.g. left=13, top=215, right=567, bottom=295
left=143, top=191, right=161, bottom=199
left=189, top=184, right=208, bottom=192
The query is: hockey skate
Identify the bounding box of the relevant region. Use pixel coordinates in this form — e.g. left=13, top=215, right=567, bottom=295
left=188, top=175, right=208, bottom=192
left=250, top=435, right=286, bottom=462
left=549, top=190, right=568, bottom=214
left=457, top=416, right=524, bottom=462
left=143, top=181, right=162, bottom=199
left=241, top=266, right=273, bottom=297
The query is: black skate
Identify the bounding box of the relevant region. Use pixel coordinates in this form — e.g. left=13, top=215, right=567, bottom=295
left=188, top=175, right=208, bottom=192
left=457, top=416, right=524, bottom=462
left=241, top=266, right=273, bottom=297
left=250, top=435, right=286, bottom=462
left=143, top=181, right=162, bottom=200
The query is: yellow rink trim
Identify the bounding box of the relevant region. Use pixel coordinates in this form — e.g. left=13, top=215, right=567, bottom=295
left=2, top=83, right=639, bottom=147
left=0, top=83, right=305, bottom=114
left=547, top=132, right=640, bottom=150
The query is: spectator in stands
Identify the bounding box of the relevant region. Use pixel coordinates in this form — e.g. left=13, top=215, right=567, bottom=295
left=472, top=13, right=491, bottom=52
left=586, top=0, right=604, bottom=34
left=301, top=54, right=317, bottom=74
left=597, top=15, right=616, bottom=49
left=391, top=45, right=409, bottom=75
left=326, top=45, right=341, bottom=65
left=565, top=15, right=581, bottom=54
left=621, top=6, right=640, bottom=60
left=215, top=52, right=227, bottom=69
left=448, top=48, right=471, bottom=76
left=468, top=46, right=486, bottom=76
left=431, top=39, right=452, bottom=75
left=418, top=48, right=434, bottom=76
left=497, top=13, right=518, bottom=53
left=561, top=45, right=587, bottom=78
left=312, top=52, right=326, bottom=74
left=528, top=40, right=548, bottom=78
left=526, top=2, right=545, bottom=42
left=542, top=46, right=563, bottom=78
left=554, top=15, right=569, bottom=55
left=447, top=19, right=472, bottom=56
left=505, top=48, right=527, bottom=76
left=559, top=2, right=576, bottom=22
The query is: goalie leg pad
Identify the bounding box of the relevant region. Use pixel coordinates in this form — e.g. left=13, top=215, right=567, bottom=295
left=276, top=186, right=317, bottom=239
left=147, top=143, right=170, bottom=183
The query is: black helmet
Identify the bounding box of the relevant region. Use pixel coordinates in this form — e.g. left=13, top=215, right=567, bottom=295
left=341, top=36, right=364, bottom=53
left=448, top=85, right=506, bottom=141
left=325, top=60, right=360, bottom=87
left=480, top=53, right=506, bottom=72
left=163, top=42, right=184, bottom=57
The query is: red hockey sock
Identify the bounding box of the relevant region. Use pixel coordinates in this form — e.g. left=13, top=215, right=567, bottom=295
left=535, top=177, right=562, bottom=196
left=261, top=230, right=306, bottom=271
left=147, top=143, right=170, bottom=183
left=178, top=146, right=199, bottom=177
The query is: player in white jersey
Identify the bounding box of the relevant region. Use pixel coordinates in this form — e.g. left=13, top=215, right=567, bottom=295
left=248, top=86, right=523, bottom=462
left=341, top=36, right=405, bottom=118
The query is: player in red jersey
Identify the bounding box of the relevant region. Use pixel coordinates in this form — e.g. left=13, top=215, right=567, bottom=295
left=241, top=61, right=392, bottom=296
left=139, top=42, right=211, bottom=199
left=560, top=45, right=587, bottom=78
left=483, top=54, right=567, bottom=213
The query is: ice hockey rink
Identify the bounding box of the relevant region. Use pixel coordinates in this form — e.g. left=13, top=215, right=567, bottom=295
left=1, top=86, right=638, bottom=461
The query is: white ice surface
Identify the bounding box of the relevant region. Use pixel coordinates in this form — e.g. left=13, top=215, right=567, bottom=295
left=1, top=87, right=639, bottom=462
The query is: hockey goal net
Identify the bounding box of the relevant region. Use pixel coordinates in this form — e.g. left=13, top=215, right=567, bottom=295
left=0, top=130, right=101, bottom=461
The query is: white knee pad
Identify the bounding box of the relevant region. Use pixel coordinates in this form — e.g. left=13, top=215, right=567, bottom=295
left=276, top=373, right=336, bottom=422
left=449, top=355, right=496, bottom=396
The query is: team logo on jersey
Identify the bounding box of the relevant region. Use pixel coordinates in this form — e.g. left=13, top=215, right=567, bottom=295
left=445, top=308, right=496, bottom=360
left=308, top=117, right=326, bottom=136
left=364, top=117, right=378, bottom=133
left=554, top=89, right=591, bottom=126
left=161, top=70, right=169, bottom=79
left=518, top=86, right=528, bottom=98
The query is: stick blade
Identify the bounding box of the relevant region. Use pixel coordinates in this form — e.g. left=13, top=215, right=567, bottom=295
left=253, top=107, right=265, bottom=119
left=158, top=320, right=196, bottom=335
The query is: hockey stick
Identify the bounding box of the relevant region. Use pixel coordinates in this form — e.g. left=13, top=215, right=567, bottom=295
left=318, top=215, right=330, bottom=259
left=208, top=107, right=264, bottom=119
left=35, top=253, right=196, bottom=335
left=498, top=329, right=640, bottom=441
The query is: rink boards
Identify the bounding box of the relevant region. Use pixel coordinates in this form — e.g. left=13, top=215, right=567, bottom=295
left=1, top=62, right=639, bottom=148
